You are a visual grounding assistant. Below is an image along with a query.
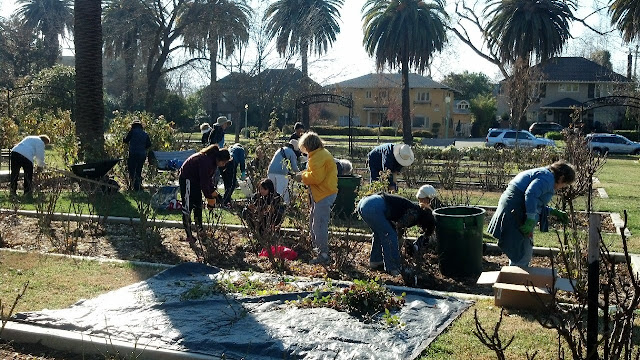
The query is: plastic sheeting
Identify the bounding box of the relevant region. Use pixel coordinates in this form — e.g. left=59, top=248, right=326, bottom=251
left=14, top=263, right=472, bottom=359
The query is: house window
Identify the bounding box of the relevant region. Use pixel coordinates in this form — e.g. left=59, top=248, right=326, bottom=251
left=595, top=84, right=612, bottom=97
left=412, top=116, right=429, bottom=128
left=379, top=90, right=387, bottom=99
left=558, top=83, right=579, bottom=92
left=457, top=101, right=469, bottom=110
left=365, top=91, right=372, bottom=99
left=416, top=92, right=430, bottom=102
left=434, top=104, right=440, bottom=112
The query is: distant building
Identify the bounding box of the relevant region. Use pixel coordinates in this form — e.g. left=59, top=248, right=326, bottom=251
left=496, top=57, right=631, bottom=130
left=324, top=73, right=472, bottom=138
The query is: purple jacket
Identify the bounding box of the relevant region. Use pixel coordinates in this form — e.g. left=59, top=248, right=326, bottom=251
left=179, top=152, right=217, bottom=198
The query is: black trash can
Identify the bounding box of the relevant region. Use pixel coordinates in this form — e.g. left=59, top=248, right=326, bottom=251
left=332, top=175, right=362, bottom=219
left=433, top=206, right=485, bottom=277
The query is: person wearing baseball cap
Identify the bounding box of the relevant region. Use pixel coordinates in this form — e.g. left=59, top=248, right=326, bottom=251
left=367, top=143, right=414, bottom=191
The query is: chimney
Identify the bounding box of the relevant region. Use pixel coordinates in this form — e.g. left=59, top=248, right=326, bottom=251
left=627, top=51, right=632, bottom=79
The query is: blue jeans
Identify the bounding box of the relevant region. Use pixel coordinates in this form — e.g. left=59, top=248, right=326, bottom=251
left=357, top=194, right=400, bottom=272
left=310, top=193, right=337, bottom=255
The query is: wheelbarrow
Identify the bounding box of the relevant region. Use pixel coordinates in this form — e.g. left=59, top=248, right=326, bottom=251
left=59, top=158, right=121, bottom=194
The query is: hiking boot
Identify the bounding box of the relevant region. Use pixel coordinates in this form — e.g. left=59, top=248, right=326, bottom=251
left=369, top=261, right=384, bottom=270
left=310, top=253, right=330, bottom=265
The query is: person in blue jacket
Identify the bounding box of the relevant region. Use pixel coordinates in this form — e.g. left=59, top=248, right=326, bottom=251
left=123, top=118, right=151, bottom=191
left=220, top=143, right=246, bottom=206
left=488, top=160, right=576, bottom=267
left=367, top=143, right=414, bottom=191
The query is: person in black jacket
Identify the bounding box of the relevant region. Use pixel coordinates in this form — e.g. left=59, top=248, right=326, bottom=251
left=207, top=116, right=232, bottom=147
left=357, top=192, right=435, bottom=276
left=123, top=119, right=152, bottom=191
left=241, top=178, right=285, bottom=238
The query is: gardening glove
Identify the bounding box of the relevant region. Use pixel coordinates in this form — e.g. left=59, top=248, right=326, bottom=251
left=519, top=218, right=536, bottom=236
left=206, top=197, right=216, bottom=209
left=293, top=172, right=303, bottom=182
left=550, top=208, right=569, bottom=224
left=240, top=171, right=247, bottom=181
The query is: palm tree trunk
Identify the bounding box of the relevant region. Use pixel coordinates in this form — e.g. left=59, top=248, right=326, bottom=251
left=209, top=40, right=219, bottom=121
left=74, top=0, right=105, bottom=160
left=44, top=28, right=60, bottom=67
left=301, top=41, right=310, bottom=129
left=401, top=56, right=412, bottom=145
left=123, top=32, right=135, bottom=111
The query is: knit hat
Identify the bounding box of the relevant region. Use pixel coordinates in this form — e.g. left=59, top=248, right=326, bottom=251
left=416, top=185, right=437, bottom=199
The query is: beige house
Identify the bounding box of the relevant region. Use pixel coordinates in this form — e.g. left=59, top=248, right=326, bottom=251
left=325, top=73, right=471, bottom=138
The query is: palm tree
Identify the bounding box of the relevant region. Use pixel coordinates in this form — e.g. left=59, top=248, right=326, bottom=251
left=485, top=0, right=573, bottom=129
left=609, top=0, right=640, bottom=43
left=362, top=0, right=448, bottom=145
left=17, top=0, right=73, bottom=67
left=74, top=0, right=104, bottom=159
left=264, top=0, right=343, bottom=129
left=103, top=0, right=154, bottom=111
left=181, top=0, right=251, bottom=121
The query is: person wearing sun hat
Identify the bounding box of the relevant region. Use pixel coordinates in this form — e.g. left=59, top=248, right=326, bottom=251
left=207, top=116, right=232, bottom=148
left=367, top=143, right=415, bottom=191
left=200, top=123, right=212, bottom=146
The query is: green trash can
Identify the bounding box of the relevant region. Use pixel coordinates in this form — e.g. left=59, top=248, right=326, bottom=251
left=433, top=206, right=486, bottom=277
left=333, top=175, right=362, bottom=219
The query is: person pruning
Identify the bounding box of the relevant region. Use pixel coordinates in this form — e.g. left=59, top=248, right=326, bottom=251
left=367, top=143, right=414, bottom=191
left=10, top=134, right=50, bottom=196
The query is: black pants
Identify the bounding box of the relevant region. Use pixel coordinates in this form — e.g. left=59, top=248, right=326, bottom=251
left=10, top=152, right=33, bottom=194
left=179, top=177, right=203, bottom=238
left=127, top=152, right=146, bottom=191
left=221, top=160, right=238, bottom=205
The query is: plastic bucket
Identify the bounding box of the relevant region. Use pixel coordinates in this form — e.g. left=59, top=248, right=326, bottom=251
left=332, top=175, right=362, bottom=219
left=433, top=206, right=486, bottom=277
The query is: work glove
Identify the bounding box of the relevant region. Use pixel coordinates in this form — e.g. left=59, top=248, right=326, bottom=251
left=550, top=208, right=569, bottom=224
left=519, top=218, right=536, bottom=236
left=240, top=171, right=247, bottom=181
left=206, top=197, right=216, bottom=209
left=293, top=172, right=303, bottom=182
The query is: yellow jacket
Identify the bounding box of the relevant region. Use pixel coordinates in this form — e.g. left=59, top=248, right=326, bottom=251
left=302, top=147, right=338, bottom=202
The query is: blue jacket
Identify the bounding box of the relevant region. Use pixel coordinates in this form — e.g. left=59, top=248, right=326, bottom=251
left=229, top=144, right=246, bottom=173
left=124, top=126, right=151, bottom=155
left=368, top=143, right=403, bottom=186
left=267, top=146, right=299, bottom=175
left=509, top=167, right=555, bottom=221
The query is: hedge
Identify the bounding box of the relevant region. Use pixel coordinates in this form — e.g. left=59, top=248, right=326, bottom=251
left=282, top=125, right=434, bottom=138
left=614, top=130, right=640, bottom=141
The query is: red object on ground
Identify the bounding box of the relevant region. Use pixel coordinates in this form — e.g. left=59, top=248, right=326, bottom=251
left=259, top=246, right=298, bottom=260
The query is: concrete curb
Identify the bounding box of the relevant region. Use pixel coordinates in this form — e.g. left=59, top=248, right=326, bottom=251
left=1, top=321, right=219, bottom=360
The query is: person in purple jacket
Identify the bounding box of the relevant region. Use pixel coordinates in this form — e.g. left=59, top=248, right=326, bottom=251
left=488, top=160, right=575, bottom=267
left=178, top=145, right=231, bottom=242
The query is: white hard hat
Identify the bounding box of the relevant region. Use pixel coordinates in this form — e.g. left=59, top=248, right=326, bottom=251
left=416, top=185, right=437, bottom=199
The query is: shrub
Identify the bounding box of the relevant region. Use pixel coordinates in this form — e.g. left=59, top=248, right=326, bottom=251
left=545, top=131, right=563, bottom=140
left=412, top=129, right=433, bottom=138
left=614, top=130, right=640, bottom=141
left=0, top=117, right=19, bottom=149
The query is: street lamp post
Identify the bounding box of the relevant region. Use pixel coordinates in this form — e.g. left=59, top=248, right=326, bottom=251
left=444, top=95, right=451, bottom=139
left=244, top=104, right=248, bottom=138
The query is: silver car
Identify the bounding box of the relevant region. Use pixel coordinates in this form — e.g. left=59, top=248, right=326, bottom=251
left=485, top=129, right=556, bottom=149
left=586, top=133, right=640, bottom=155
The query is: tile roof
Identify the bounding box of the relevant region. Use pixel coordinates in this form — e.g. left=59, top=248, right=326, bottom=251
left=327, top=72, right=451, bottom=89
left=533, top=57, right=629, bottom=83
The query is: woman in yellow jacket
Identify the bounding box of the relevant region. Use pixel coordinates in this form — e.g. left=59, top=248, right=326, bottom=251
left=295, top=132, right=338, bottom=265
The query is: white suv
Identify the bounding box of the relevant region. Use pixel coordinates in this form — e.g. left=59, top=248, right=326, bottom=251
left=586, top=133, right=640, bottom=155
left=485, top=129, right=556, bottom=149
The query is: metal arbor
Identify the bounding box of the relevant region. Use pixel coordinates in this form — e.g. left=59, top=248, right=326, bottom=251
left=295, top=93, right=354, bottom=155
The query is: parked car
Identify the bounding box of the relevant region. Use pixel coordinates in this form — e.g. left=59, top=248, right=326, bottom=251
left=528, top=122, right=564, bottom=136
left=586, top=133, right=640, bottom=155
left=485, top=128, right=556, bottom=149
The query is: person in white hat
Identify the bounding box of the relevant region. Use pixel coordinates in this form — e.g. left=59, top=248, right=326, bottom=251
left=200, top=123, right=212, bottom=146
left=416, top=184, right=439, bottom=211
left=207, top=116, right=232, bottom=148
left=267, top=139, right=301, bottom=203
left=367, top=143, right=414, bottom=191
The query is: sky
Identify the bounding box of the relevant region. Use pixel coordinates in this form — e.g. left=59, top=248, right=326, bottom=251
left=1, top=0, right=636, bottom=88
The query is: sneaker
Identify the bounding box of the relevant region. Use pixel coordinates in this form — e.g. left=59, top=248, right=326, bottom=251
left=369, top=261, right=384, bottom=270
left=310, top=253, right=330, bottom=265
